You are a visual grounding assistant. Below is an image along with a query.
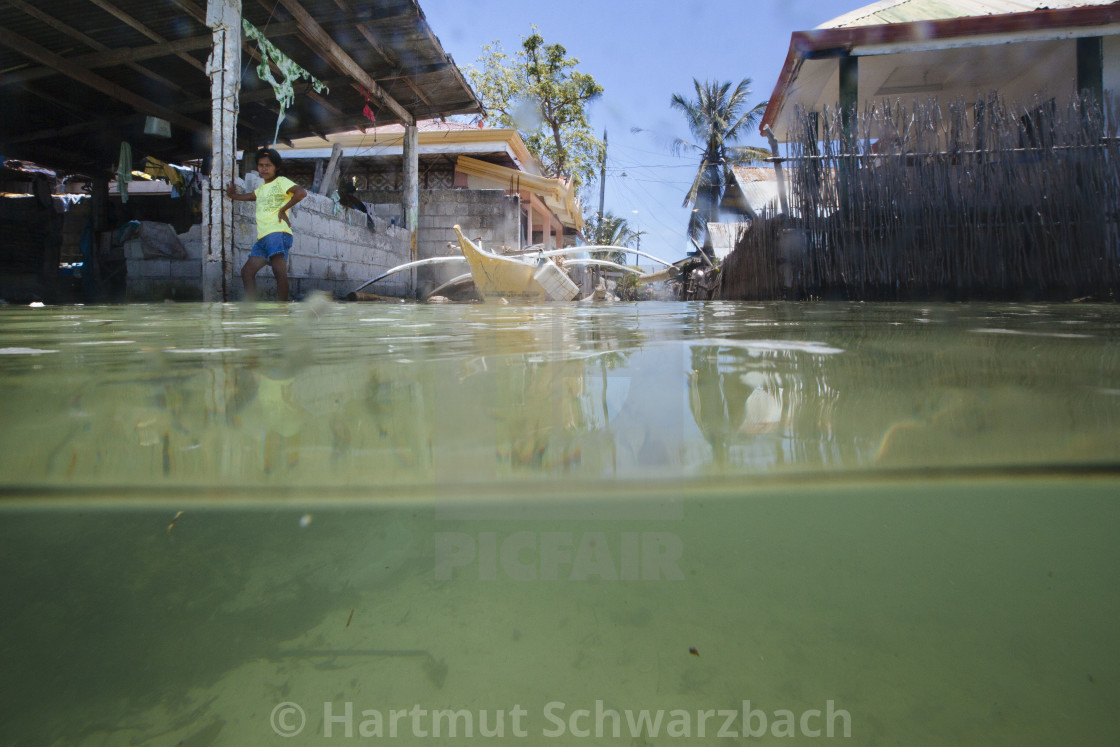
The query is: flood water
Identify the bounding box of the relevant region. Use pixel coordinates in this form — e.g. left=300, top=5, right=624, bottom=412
left=1, top=300, right=1117, bottom=745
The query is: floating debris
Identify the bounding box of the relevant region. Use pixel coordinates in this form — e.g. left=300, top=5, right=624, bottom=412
left=166, top=510, right=184, bottom=535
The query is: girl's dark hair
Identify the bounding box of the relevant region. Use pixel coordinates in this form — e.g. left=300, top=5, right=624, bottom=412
left=255, top=148, right=283, bottom=170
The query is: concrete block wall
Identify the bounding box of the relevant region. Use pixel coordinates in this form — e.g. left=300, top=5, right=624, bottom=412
left=415, top=189, right=520, bottom=297
left=124, top=224, right=204, bottom=301
left=125, top=175, right=413, bottom=300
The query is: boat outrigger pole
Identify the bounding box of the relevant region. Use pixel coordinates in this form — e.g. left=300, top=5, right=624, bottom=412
left=349, top=256, right=468, bottom=295
left=508, top=245, right=676, bottom=269
left=563, top=260, right=680, bottom=284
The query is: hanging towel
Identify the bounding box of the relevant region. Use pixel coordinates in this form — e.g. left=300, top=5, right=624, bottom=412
left=117, top=142, right=133, bottom=204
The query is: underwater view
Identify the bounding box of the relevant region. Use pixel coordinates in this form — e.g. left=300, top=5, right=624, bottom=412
left=1, top=300, right=1118, bottom=745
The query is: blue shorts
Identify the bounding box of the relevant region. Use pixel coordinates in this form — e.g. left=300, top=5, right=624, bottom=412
left=249, top=232, right=293, bottom=260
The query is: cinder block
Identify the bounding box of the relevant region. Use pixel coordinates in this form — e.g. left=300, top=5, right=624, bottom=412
left=234, top=222, right=256, bottom=249
left=170, top=259, right=202, bottom=279
left=123, top=239, right=144, bottom=260
left=306, top=214, right=323, bottom=237
left=141, top=258, right=172, bottom=278
left=336, top=243, right=357, bottom=263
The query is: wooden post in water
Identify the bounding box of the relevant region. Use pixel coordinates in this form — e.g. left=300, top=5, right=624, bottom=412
left=203, top=0, right=241, bottom=302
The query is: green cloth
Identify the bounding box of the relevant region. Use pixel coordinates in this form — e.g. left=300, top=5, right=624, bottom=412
left=242, top=20, right=329, bottom=144
left=116, top=142, right=132, bottom=203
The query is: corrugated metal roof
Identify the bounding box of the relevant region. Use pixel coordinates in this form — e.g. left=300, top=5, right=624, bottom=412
left=819, top=0, right=1118, bottom=28
left=730, top=166, right=776, bottom=183
left=729, top=167, right=781, bottom=215
left=705, top=223, right=749, bottom=259
left=0, top=0, right=482, bottom=172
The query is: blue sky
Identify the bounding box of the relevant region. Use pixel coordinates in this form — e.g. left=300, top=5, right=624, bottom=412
left=421, top=0, right=860, bottom=262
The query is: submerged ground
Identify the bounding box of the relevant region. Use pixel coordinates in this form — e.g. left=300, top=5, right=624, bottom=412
left=0, top=300, right=1117, bottom=745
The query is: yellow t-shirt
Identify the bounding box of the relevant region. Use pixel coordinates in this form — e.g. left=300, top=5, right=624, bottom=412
left=254, top=176, right=298, bottom=239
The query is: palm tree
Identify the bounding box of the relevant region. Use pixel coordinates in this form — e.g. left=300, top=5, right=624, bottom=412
left=670, top=79, right=769, bottom=254
left=586, top=211, right=643, bottom=265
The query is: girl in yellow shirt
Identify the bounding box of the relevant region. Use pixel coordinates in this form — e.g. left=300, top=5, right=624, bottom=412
left=226, top=148, right=307, bottom=301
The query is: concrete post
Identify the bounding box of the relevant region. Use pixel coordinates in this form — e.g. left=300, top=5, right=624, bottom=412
left=203, top=0, right=242, bottom=302
left=401, top=124, right=418, bottom=295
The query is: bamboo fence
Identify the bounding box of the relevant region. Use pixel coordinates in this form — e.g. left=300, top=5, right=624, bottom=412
left=718, top=94, right=1120, bottom=301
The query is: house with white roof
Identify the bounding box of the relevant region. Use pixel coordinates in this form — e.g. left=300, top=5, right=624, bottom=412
left=760, top=0, right=1120, bottom=143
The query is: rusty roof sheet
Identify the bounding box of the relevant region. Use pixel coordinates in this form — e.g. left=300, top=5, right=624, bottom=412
left=705, top=223, right=749, bottom=259
left=820, top=0, right=1118, bottom=28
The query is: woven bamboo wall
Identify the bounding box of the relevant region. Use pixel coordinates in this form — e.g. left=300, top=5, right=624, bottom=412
left=719, top=95, right=1120, bottom=301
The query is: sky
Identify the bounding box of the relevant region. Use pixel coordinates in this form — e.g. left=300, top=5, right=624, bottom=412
left=420, top=0, right=861, bottom=262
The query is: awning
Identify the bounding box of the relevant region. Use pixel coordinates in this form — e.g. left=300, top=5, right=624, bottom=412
left=455, top=156, right=584, bottom=232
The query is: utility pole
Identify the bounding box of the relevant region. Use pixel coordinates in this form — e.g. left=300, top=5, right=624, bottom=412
left=598, top=129, right=607, bottom=222
left=593, top=129, right=607, bottom=288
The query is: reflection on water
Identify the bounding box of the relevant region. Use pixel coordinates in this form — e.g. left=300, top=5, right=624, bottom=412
left=1, top=302, right=1118, bottom=486
left=0, top=301, right=1118, bottom=746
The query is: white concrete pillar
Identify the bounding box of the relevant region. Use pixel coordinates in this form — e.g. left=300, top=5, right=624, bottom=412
left=203, top=0, right=242, bottom=302
left=401, top=124, right=418, bottom=295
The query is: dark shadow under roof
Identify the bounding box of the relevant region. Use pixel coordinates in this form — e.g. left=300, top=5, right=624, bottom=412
left=0, top=0, right=482, bottom=175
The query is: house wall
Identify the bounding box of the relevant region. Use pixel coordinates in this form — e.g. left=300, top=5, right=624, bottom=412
left=286, top=160, right=456, bottom=193
left=125, top=178, right=412, bottom=300
left=1104, top=35, right=1120, bottom=103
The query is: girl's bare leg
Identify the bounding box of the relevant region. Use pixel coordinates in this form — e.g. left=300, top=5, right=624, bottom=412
left=241, top=256, right=267, bottom=299
left=269, top=253, right=290, bottom=302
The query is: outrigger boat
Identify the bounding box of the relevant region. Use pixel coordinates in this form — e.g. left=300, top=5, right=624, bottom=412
left=348, top=224, right=678, bottom=302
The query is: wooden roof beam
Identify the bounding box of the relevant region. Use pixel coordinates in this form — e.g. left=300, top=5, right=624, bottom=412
left=0, top=17, right=299, bottom=87
left=6, top=0, right=202, bottom=99
left=277, top=0, right=413, bottom=125
left=87, top=0, right=205, bottom=73
left=0, top=27, right=208, bottom=133
left=377, top=61, right=451, bottom=79
left=6, top=121, right=106, bottom=146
